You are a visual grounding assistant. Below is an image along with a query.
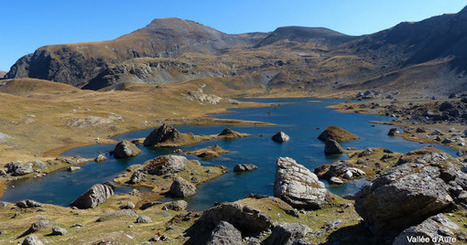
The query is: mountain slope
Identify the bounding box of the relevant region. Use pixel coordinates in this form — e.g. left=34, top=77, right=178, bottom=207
left=5, top=18, right=266, bottom=87
left=0, top=71, right=6, bottom=78
left=255, top=26, right=357, bottom=49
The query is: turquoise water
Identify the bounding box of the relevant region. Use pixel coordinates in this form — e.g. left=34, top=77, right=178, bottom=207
left=0, top=98, right=458, bottom=210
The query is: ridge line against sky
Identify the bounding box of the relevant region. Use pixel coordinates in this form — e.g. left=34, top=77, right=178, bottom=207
left=0, top=0, right=465, bottom=71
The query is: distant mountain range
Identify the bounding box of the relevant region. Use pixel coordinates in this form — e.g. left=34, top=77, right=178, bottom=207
left=4, top=6, right=467, bottom=96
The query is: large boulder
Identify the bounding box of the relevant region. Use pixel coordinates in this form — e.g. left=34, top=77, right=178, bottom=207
left=142, top=155, right=187, bottom=175
left=113, top=140, right=141, bottom=158
left=206, top=221, right=243, bottom=245
left=71, top=183, right=114, bottom=209
left=355, top=158, right=453, bottom=233
left=324, top=139, right=344, bottom=155
left=22, top=235, right=44, bottom=245
left=274, top=157, right=328, bottom=209
left=194, top=202, right=272, bottom=236
left=16, top=200, right=42, bottom=209
left=5, top=161, right=33, bottom=176
left=263, top=223, right=311, bottom=245
left=272, top=131, right=290, bottom=143
left=143, top=124, right=181, bottom=146
left=170, top=177, right=196, bottom=198
left=318, top=125, right=359, bottom=142
left=393, top=214, right=460, bottom=245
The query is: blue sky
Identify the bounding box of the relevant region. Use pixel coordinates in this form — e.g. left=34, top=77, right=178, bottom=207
left=0, top=0, right=465, bottom=71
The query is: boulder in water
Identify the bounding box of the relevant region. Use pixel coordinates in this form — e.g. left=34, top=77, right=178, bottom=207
left=233, top=164, right=258, bottom=172
left=272, top=131, right=290, bottom=143
left=113, top=140, right=141, bottom=158
left=324, top=139, right=344, bottom=155
left=143, top=124, right=181, bottom=146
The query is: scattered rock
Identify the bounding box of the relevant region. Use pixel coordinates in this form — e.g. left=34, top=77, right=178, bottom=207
left=22, top=235, right=44, bottom=245
left=113, top=140, right=141, bottom=158
left=143, top=155, right=187, bottom=175
left=128, top=171, right=143, bottom=184
left=193, top=202, right=272, bottom=236
left=136, top=215, right=152, bottom=223
left=31, top=161, right=47, bottom=169
left=206, top=221, right=242, bottom=245
left=97, top=210, right=138, bottom=222
left=16, top=200, right=42, bottom=208
left=5, top=161, right=33, bottom=176
left=120, top=201, right=135, bottom=209
left=170, top=177, right=197, bottom=198
left=263, top=223, right=311, bottom=245
left=274, top=157, right=328, bottom=209
left=355, top=158, right=453, bottom=233
left=272, top=131, right=290, bottom=143
left=51, top=226, right=67, bottom=236
left=163, top=200, right=188, bottom=211
left=318, top=125, right=359, bottom=142
left=233, top=164, right=258, bottom=172
left=416, top=128, right=426, bottom=133
left=23, top=219, right=53, bottom=236
left=143, top=124, right=181, bottom=146
left=324, top=139, right=344, bottom=155
left=329, top=177, right=344, bottom=184
left=393, top=214, right=460, bottom=244
left=95, top=154, right=107, bottom=162
left=71, top=184, right=114, bottom=209
left=140, top=201, right=163, bottom=210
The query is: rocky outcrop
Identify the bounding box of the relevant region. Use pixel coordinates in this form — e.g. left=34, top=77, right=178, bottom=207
left=233, top=164, right=258, bottom=172
left=263, top=223, right=311, bottom=245
left=324, top=139, right=344, bottom=155
left=143, top=124, right=181, bottom=146
left=318, top=125, right=359, bottom=142
left=274, top=157, right=328, bottom=209
left=207, top=221, right=243, bottom=245
left=272, top=131, right=290, bottom=143
left=170, top=177, right=197, bottom=198
left=5, top=161, right=33, bottom=176
left=71, top=183, right=114, bottom=209
left=355, top=153, right=455, bottom=233
left=194, top=202, right=272, bottom=236
left=186, top=145, right=229, bottom=159
left=393, top=214, right=460, bottom=245
left=113, top=140, right=141, bottom=158
left=142, top=155, right=187, bottom=175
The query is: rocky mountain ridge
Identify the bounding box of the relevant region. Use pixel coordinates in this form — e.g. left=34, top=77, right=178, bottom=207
left=4, top=6, right=467, bottom=96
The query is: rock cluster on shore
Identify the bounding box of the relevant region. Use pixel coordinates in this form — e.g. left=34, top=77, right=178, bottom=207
left=355, top=151, right=466, bottom=234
